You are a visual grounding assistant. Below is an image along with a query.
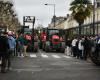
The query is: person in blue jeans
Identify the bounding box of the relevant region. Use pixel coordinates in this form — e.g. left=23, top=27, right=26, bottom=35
left=7, top=32, right=16, bottom=70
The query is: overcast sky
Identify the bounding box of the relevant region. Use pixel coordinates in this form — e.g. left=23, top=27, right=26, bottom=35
left=13, top=0, right=73, bottom=27
left=13, top=0, right=93, bottom=28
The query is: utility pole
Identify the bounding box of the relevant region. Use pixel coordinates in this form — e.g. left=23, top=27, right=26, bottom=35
left=45, top=3, right=56, bottom=28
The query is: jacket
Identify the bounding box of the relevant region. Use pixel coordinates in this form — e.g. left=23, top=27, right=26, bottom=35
left=8, top=36, right=16, bottom=50
left=0, top=36, right=9, bottom=53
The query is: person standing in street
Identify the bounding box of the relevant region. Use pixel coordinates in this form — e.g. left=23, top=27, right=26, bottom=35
left=17, top=34, right=24, bottom=57
left=78, top=37, right=84, bottom=59
left=83, top=36, right=92, bottom=60
left=7, top=32, right=16, bottom=70
left=23, top=34, right=29, bottom=56
left=65, top=38, right=72, bottom=56
left=71, top=37, right=78, bottom=57
left=0, top=32, right=9, bottom=73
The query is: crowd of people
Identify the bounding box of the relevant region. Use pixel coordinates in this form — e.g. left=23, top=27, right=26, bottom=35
left=65, top=35, right=100, bottom=61
left=0, top=31, right=15, bottom=73
left=0, top=30, right=100, bottom=73
left=0, top=31, right=34, bottom=73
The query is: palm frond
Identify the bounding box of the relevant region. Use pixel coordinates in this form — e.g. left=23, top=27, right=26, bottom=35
left=69, top=0, right=92, bottom=25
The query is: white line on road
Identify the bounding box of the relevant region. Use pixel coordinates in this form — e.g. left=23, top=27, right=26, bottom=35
left=63, top=55, right=72, bottom=58
left=39, top=50, right=49, bottom=58
left=30, top=54, right=37, bottom=58
left=52, top=55, right=61, bottom=58
left=13, top=68, right=42, bottom=72
left=41, top=54, right=48, bottom=58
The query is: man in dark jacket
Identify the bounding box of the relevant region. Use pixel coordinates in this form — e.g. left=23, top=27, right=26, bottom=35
left=0, top=32, right=9, bottom=73
left=83, top=37, right=92, bottom=60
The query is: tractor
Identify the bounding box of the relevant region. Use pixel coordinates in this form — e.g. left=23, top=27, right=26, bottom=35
left=40, top=28, right=65, bottom=53
left=22, top=29, right=38, bottom=52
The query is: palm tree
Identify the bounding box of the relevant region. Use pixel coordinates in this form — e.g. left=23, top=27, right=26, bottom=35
left=69, top=0, right=92, bottom=35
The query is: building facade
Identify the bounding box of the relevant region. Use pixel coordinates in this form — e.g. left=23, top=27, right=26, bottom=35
left=48, top=6, right=100, bottom=35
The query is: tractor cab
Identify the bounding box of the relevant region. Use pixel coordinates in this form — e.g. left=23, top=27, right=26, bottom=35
left=40, top=28, right=65, bottom=53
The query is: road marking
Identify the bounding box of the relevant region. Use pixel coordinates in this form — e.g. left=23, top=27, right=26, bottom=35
left=30, top=54, right=37, bottom=58
left=63, top=55, right=71, bottom=58
left=13, top=68, right=42, bottom=72
left=52, top=55, right=61, bottom=58
left=17, top=70, right=21, bottom=73
left=39, top=50, right=48, bottom=58
left=41, top=54, right=48, bottom=58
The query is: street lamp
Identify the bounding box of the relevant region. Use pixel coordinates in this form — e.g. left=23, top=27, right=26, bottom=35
left=45, top=3, right=56, bottom=28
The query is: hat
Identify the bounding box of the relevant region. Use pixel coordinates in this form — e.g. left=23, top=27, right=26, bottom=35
left=8, top=31, right=12, bottom=36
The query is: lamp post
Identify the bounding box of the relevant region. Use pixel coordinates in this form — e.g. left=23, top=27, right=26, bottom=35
left=45, top=3, right=56, bottom=28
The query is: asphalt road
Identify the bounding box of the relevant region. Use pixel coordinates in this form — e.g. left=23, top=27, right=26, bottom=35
left=0, top=50, right=100, bottom=80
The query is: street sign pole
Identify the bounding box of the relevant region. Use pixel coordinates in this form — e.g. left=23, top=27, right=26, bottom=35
left=23, top=16, right=35, bottom=34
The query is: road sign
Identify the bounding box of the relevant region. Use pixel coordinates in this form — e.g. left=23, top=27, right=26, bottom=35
left=23, top=26, right=29, bottom=28
left=24, top=16, right=35, bottom=23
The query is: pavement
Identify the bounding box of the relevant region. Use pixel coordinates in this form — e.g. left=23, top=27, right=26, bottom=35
left=0, top=50, right=100, bottom=80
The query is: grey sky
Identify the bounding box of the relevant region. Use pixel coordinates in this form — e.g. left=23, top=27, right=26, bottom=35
left=13, top=0, right=73, bottom=27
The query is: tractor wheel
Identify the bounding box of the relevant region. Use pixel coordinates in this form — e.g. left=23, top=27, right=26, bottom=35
left=42, top=44, right=45, bottom=51
left=45, top=47, right=49, bottom=52
left=34, top=49, right=38, bottom=52
left=43, top=48, right=45, bottom=51
left=61, top=49, right=65, bottom=53
left=60, top=42, right=65, bottom=53
left=56, top=49, right=60, bottom=52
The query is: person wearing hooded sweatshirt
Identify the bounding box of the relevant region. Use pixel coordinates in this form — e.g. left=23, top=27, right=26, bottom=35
left=7, top=32, right=16, bottom=70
